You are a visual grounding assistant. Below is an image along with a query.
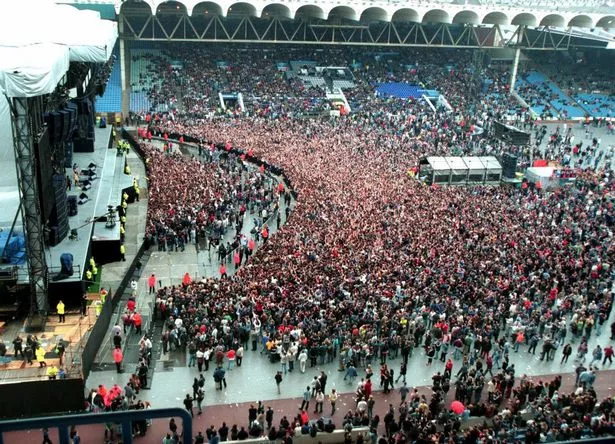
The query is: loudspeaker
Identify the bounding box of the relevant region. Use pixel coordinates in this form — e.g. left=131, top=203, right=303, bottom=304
left=55, top=112, right=65, bottom=144
left=66, top=103, right=77, bottom=140
left=45, top=113, right=63, bottom=144
left=78, top=193, right=89, bottom=205
left=502, top=154, right=518, bottom=179
left=494, top=121, right=531, bottom=145
left=73, top=138, right=94, bottom=153
left=50, top=174, right=69, bottom=245
left=64, top=141, right=73, bottom=169
left=49, top=226, right=59, bottom=247
left=59, top=109, right=70, bottom=142
left=67, top=195, right=78, bottom=217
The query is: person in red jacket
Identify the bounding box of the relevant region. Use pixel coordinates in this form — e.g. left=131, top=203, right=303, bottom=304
left=182, top=272, right=192, bottom=287
left=133, top=312, right=142, bottom=335
left=603, top=345, right=614, bottom=365
left=148, top=274, right=156, bottom=294
left=226, top=349, right=236, bottom=370
left=247, top=238, right=255, bottom=257
left=219, top=263, right=227, bottom=279
left=364, top=378, right=372, bottom=398
left=445, top=358, right=454, bottom=379
left=113, top=347, right=123, bottom=373
left=233, top=251, right=241, bottom=269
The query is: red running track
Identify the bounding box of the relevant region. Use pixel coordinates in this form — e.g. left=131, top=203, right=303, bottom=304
left=4, top=370, right=614, bottom=443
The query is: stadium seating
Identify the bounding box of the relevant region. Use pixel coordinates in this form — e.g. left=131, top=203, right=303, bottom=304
left=129, top=92, right=152, bottom=113
left=575, top=93, right=615, bottom=118
left=96, top=49, right=122, bottom=113
left=516, top=71, right=585, bottom=118
left=375, top=83, right=423, bottom=99
left=130, top=49, right=168, bottom=113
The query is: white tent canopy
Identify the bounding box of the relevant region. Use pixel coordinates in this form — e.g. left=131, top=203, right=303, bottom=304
left=0, top=2, right=117, bottom=60
left=0, top=0, right=118, bottom=234
left=461, top=156, right=487, bottom=173
left=0, top=45, right=71, bottom=98
left=420, top=156, right=502, bottom=185
left=0, top=0, right=117, bottom=98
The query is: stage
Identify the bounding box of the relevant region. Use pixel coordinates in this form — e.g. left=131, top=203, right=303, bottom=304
left=24, top=126, right=132, bottom=305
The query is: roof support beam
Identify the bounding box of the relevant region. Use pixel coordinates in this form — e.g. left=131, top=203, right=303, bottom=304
left=119, top=13, right=610, bottom=50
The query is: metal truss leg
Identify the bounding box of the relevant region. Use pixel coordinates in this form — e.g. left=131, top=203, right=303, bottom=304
left=10, top=97, right=48, bottom=316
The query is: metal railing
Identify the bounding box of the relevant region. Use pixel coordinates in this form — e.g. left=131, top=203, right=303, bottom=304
left=0, top=408, right=192, bottom=444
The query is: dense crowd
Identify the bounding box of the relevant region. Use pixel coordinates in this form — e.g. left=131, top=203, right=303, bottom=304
left=140, top=129, right=279, bottom=254
left=131, top=45, right=615, bottom=443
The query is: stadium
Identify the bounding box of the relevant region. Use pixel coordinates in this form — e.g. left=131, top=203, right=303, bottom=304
left=0, top=0, right=613, bottom=442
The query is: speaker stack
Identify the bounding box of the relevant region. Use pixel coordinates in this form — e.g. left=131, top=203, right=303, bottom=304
left=67, top=195, right=78, bottom=217
left=48, top=174, right=69, bottom=246
left=72, top=98, right=96, bottom=152
left=494, top=121, right=531, bottom=145
left=64, top=141, right=73, bottom=168
left=502, top=154, right=518, bottom=179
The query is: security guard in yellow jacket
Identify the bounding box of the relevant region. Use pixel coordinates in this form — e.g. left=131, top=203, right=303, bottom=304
left=56, top=300, right=65, bottom=323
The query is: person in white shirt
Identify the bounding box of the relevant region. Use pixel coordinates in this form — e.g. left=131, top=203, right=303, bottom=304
left=298, top=349, right=308, bottom=373
left=236, top=346, right=244, bottom=367
left=196, top=349, right=205, bottom=372
left=357, top=398, right=368, bottom=415
left=314, top=390, right=325, bottom=414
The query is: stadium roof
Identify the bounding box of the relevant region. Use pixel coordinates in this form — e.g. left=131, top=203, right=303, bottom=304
left=105, top=0, right=615, bottom=29
left=0, top=0, right=117, bottom=97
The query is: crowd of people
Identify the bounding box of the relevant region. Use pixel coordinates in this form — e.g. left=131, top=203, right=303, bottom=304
left=140, top=126, right=280, bottom=256
left=85, top=380, right=152, bottom=441
left=127, top=45, right=615, bottom=443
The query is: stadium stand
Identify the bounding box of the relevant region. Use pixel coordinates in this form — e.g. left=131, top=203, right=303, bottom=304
left=96, top=48, right=122, bottom=113
left=516, top=71, right=586, bottom=119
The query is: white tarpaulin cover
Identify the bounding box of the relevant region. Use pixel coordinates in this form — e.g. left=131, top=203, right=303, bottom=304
left=0, top=44, right=70, bottom=98
left=444, top=157, right=468, bottom=174
left=0, top=1, right=117, bottom=64
left=426, top=157, right=452, bottom=172
left=425, top=156, right=502, bottom=171
left=479, top=156, right=503, bottom=172
left=0, top=0, right=117, bottom=97
left=461, top=156, right=487, bottom=173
